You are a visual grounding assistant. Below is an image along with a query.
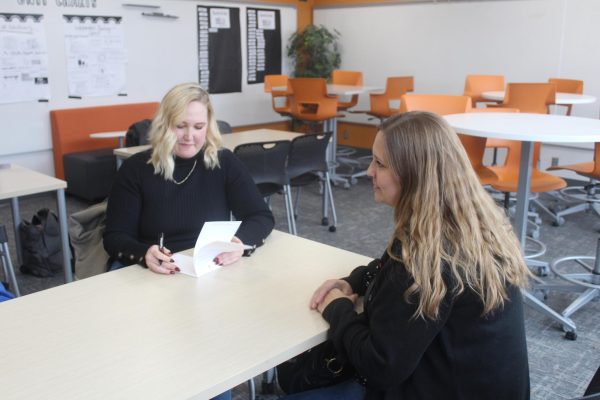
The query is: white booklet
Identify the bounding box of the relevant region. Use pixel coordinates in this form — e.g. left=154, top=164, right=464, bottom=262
left=172, top=221, right=252, bottom=277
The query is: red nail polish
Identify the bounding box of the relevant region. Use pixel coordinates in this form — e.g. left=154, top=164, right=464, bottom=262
left=170, top=271, right=175, bottom=274
left=175, top=267, right=180, bottom=272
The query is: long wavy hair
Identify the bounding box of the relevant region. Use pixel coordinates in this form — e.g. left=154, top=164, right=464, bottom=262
left=148, top=83, right=222, bottom=180
left=380, top=111, right=529, bottom=320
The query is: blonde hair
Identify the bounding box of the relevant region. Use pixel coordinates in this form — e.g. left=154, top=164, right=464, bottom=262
left=380, top=111, right=530, bottom=320
left=148, top=83, right=222, bottom=180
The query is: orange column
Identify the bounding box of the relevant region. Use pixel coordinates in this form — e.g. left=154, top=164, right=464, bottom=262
left=297, top=0, right=314, bottom=31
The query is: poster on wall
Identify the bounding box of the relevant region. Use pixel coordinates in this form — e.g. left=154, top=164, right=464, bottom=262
left=0, top=13, right=50, bottom=104
left=63, top=15, right=127, bottom=98
left=197, top=6, right=241, bottom=94
left=246, top=8, right=281, bottom=84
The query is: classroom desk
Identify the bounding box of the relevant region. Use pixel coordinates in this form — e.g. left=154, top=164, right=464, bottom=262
left=89, top=130, right=127, bottom=148
left=0, top=164, right=72, bottom=283
left=445, top=112, right=600, bottom=335
left=114, top=128, right=302, bottom=162
left=0, top=230, right=371, bottom=400
left=481, top=91, right=597, bottom=105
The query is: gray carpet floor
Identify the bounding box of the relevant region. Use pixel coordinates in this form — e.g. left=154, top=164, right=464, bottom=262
left=1, top=176, right=599, bottom=400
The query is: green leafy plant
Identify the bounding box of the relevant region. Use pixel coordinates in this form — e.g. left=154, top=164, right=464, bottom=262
left=287, top=25, right=341, bottom=79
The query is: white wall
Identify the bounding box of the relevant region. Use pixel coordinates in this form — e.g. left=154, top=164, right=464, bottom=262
left=315, top=0, right=600, bottom=180
left=0, top=0, right=295, bottom=175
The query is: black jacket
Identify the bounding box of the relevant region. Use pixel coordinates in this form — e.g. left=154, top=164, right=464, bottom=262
left=323, top=244, right=530, bottom=400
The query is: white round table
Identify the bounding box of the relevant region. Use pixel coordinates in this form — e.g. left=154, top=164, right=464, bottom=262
left=445, top=112, right=600, bottom=333
left=481, top=91, right=597, bottom=105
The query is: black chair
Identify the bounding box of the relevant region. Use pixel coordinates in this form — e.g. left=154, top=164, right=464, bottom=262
left=287, top=131, right=338, bottom=233
left=125, top=118, right=152, bottom=147
left=234, top=140, right=296, bottom=235
left=217, top=119, right=233, bottom=134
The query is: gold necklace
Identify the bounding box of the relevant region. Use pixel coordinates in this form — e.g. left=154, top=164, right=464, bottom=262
left=173, top=160, right=197, bottom=185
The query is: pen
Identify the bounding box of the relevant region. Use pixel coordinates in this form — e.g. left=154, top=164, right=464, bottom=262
left=159, top=232, right=164, bottom=254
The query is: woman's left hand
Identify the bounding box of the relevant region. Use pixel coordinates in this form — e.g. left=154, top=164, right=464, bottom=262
left=214, top=236, right=244, bottom=266
left=316, top=288, right=358, bottom=314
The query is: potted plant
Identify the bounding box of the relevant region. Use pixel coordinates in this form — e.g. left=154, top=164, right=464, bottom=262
left=287, top=25, right=341, bottom=79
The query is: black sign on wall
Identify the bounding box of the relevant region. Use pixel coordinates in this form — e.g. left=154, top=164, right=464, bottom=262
left=246, top=8, right=281, bottom=84
left=197, top=6, right=241, bottom=94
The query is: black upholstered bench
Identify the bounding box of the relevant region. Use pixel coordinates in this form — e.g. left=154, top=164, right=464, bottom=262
left=63, top=149, right=116, bottom=201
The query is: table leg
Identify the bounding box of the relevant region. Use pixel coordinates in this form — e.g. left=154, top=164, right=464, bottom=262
left=10, top=197, right=22, bottom=265
left=515, top=141, right=534, bottom=249
left=56, top=189, right=73, bottom=283
left=325, top=118, right=350, bottom=188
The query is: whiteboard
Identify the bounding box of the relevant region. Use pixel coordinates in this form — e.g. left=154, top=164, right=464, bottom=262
left=0, top=0, right=296, bottom=174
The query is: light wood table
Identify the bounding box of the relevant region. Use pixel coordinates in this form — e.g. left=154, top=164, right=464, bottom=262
left=445, top=112, right=600, bottom=337
left=114, top=129, right=302, bottom=162
left=0, top=164, right=72, bottom=283
left=89, top=131, right=127, bottom=148
left=0, top=230, right=371, bottom=399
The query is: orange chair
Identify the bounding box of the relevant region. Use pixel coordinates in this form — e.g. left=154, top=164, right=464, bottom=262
left=489, top=140, right=567, bottom=228
left=365, top=76, right=414, bottom=121
left=331, top=70, right=363, bottom=111
left=463, top=74, right=505, bottom=108
left=486, top=83, right=556, bottom=164
left=492, top=82, right=556, bottom=114
left=264, top=74, right=293, bottom=117
left=546, top=142, right=600, bottom=225
left=399, top=94, right=497, bottom=185
left=288, top=78, right=338, bottom=132
left=399, top=93, right=472, bottom=116
left=549, top=78, right=584, bottom=116
left=460, top=108, right=519, bottom=185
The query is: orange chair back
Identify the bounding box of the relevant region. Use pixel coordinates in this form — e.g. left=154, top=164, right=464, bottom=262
left=463, top=75, right=505, bottom=107
left=369, top=76, right=414, bottom=119
left=288, top=78, right=338, bottom=122
left=548, top=78, right=583, bottom=116
left=264, top=74, right=292, bottom=115
left=264, top=74, right=290, bottom=93
left=548, top=78, right=583, bottom=94
left=501, top=83, right=556, bottom=114
left=399, top=94, right=472, bottom=116
left=332, top=70, right=363, bottom=86
left=332, top=70, right=363, bottom=110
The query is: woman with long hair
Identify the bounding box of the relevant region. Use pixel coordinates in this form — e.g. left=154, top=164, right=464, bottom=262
left=104, top=82, right=274, bottom=274
left=284, top=111, right=530, bottom=399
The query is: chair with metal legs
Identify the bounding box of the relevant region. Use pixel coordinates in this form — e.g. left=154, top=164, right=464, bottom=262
left=549, top=237, right=600, bottom=340
left=287, top=132, right=338, bottom=233
left=233, top=141, right=296, bottom=235
left=0, top=225, right=20, bottom=297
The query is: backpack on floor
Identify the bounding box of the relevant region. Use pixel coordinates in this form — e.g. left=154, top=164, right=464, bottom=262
left=19, top=208, right=63, bottom=277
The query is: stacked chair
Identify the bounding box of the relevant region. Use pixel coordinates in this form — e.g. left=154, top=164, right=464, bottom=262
left=234, top=132, right=338, bottom=235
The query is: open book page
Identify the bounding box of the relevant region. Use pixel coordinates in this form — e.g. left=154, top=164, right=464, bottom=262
left=172, top=221, right=252, bottom=277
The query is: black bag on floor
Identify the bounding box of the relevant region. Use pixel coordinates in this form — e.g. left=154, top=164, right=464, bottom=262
left=276, top=340, right=355, bottom=394
left=19, top=208, right=63, bottom=277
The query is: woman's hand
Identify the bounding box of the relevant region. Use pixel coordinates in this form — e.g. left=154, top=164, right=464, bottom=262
left=310, top=279, right=354, bottom=310
left=316, top=288, right=358, bottom=314
left=145, top=245, right=179, bottom=275
left=214, top=236, right=244, bottom=266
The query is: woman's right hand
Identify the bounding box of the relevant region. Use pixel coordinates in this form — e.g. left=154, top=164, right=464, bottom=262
left=144, top=245, right=179, bottom=275
left=310, top=279, right=353, bottom=310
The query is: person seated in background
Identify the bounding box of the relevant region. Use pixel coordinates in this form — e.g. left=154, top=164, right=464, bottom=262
left=103, top=82, right=274, bottom=274
left=283, top=111, right=531, bottom=400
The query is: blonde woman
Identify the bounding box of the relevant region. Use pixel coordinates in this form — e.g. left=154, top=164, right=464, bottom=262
left=284, top=111, right=531, bottom=400
left=104, top=83, right=274, bottom=278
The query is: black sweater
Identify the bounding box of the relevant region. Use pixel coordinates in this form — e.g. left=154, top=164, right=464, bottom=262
left=323, top=245, right=530, bottom=400
left=103, top=149, right=274, bottom=265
